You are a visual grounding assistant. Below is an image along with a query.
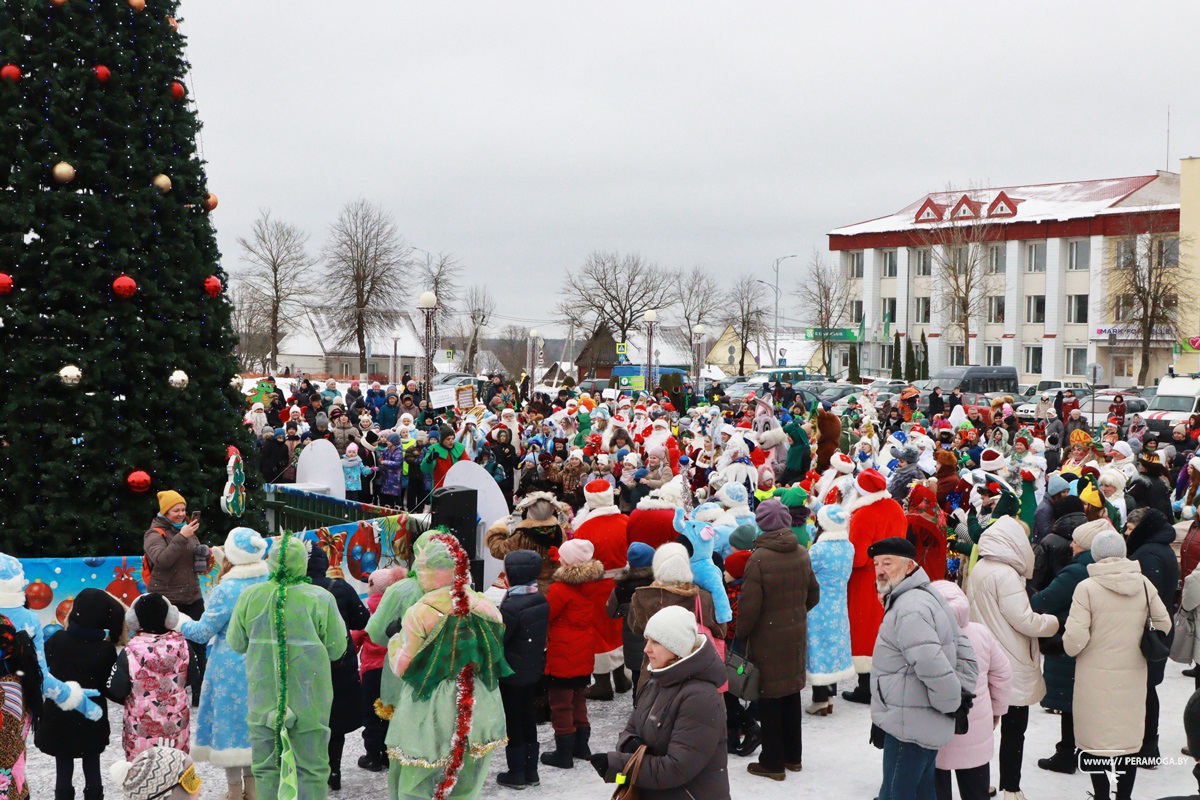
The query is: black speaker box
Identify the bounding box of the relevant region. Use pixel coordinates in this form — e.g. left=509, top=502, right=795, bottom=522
left=431, top=485, right=479, bottom=559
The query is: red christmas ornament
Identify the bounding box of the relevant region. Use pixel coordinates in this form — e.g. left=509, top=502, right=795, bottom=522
left=0, top=65, right=20, bottom=84
left=126, top=470, right=152, bottom=493
left=94, top=65, right=111, bottom=84
left=55, top=597, right=74, bottom=626
left=112, top=274, right=137, bottom=298
left=24, top=580, right=52, bottom=611
left=171, top=81, right=185, bottom=101
left=0, top=273, right=12, bottom=295
left=105, top=557, right=141, bottom=606
left=203, top=275, right=222, bottom=298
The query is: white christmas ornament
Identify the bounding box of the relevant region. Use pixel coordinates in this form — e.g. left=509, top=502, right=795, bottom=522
left=59, top=364, right=82, bottom=386
left=168, top=369, right=189, bottom=389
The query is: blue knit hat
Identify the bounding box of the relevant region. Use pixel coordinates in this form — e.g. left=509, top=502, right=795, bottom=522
left=1047, top=473, right=1070, bottom=496
left=627, top=542, right=654, bottom=569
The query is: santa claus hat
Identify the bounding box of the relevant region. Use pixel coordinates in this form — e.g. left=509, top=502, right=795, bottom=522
left=831, top=452, right=854, bottom=474
left=652, top=417, right=670, bottom=430
left=909, top=424, right=927, bottom=436
left=584, top=479, right=615, bottom=509
left=611, top=414, right=629, bottom=428
left=856, top=468, right=887, bottom=495
left=980, top=448, right=1005, bottom=472
left=634, top=403, right=648, bottom=414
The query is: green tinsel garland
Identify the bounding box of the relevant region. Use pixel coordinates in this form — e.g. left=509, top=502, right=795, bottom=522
left=269, top=534, right=312, bottom=765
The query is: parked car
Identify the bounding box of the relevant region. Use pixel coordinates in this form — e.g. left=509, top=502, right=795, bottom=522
left=576, top=378, right=611, bottom=396
left=432, top=371, right=476, bottom=386
left=723, top=382, right=758, bottom=402
left=931, top=365, right=1019, bottom=396
left=1078, top=392, right=1148, bottom=428
left=817, top=384, right=861, bottom=408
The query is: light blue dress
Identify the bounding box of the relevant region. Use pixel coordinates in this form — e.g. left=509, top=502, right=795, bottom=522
left=181, top=567, right=269, bottom=767
left=805, top=532, right=856, bottom=685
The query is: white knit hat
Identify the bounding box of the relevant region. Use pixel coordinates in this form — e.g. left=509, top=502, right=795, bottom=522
left=652, top=542, right=693, bottom=584
left=1090, top=529, right=1127, bottom=560
left=643, top=605, right=704, bottom=659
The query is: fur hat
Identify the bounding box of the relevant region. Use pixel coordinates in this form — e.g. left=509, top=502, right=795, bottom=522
left=652, top=542, right=693, bottom=584
left=223, top=527, right=268, bottom=565
left=110, top=746, right=198, bottom=800
left=818, top=504, right=849, bottom=533
left=127, top=592, right=177, bottom=635
left=643, top=605, right=703, bottom=659
left=830, top=452, right=854, bottom=474
left=1072, top=518, right=1113, bottom=549
left=754, top=498, right=792, bottom=533
left=979, top=448, right=1005, bottom=472
left=896, top=445, right=919, bottom=464
left=934, top=449, right=958, bottom=469
left=856, top=468, right=887, bottom=495
left=1090, top=529, right=1127, bottom=560
left=558, top=538, right=595, bottom=566
left=584, top=479, right=615, bottom=509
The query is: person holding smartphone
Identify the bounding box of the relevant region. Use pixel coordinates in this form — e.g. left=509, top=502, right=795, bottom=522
left=144, top=490, right=211, bottom=706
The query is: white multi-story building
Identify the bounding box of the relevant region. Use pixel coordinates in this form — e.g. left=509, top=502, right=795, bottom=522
left=828, top=172, right=1181, bottom=387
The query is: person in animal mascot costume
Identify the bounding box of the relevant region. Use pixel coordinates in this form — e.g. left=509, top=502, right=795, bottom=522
left=672, top=509, right=733, bottom=624
left=814, top=408, right=843, bottom=473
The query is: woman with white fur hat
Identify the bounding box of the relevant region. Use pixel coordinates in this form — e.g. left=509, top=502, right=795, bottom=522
left=180, top=527, right=270, bottom=800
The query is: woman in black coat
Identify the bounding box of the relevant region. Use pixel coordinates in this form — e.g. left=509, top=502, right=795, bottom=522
left=496, top=550, right=550, bottom=789
left=1125, top=507, right=1182, bottom=763
left=306, top=546, right=370, bottom=790
left=1128, top=460, right=1175, bottom=520
left=259, top=429, right=291, bottom=484
left=36, top=588, right=124, bottom=800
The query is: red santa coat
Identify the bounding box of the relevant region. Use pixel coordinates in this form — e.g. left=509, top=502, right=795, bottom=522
left=626, top=502, right=678, bottom=551
left=572, top=507, right=630, bottom=657
left=847, top=490, right=907, bottom=672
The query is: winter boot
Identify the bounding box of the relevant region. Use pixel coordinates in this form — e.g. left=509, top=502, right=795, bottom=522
left=613, top=667, right=632, bottom=694
left=242, top=769, right=256, bottom=800
left=540, top=734, right=576, bottom=769
left=573, top=726, right=592, bottom=759
left=223, top=769, right=243, bottom=800
left=1136, top=737, right=1160, bottom=769
left=82, top=787, right=103, bottom=800
left=841, top=673, right=871, bottom=704
left=496, top=745, right=527, bottom=789
left=727, top=726, right=743, bottom=755
left=357, top=750, right=387, bottom=772
left=54, top=790, right=75, bottom=800
left=584, top=672, right=614, bottom=701
left=1037, top=745, right=1078, bottom=774
left=735, top=719, right=762, bottom=757
left=525, top=743, right=541, bottom=787
left=327, top=769, right=340, bottom=791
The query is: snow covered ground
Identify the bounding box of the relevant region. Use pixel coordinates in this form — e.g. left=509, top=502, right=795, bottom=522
left=25, top=662, right=1197, bottom=798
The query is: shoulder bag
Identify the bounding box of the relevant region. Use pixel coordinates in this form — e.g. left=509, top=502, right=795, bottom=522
left=1170, top=603, right=1197, bottom=664
left=693, top=594, right=728, bottom=692
left=726, top=640, right=760, bottom=701
left=1141, top=582, right=1171, bottom=663
left=611, top=744, right=647, bottom=800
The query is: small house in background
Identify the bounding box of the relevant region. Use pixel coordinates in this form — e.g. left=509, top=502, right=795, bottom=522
left=269, top=308, right=426, bottom=383
left=574, top=324, right=703, bottom=380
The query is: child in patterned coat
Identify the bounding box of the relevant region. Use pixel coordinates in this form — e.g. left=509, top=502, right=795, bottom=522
left=108, top=593, right=197, bottom=760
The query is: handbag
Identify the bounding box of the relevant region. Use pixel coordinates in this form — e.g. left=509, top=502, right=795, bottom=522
left=693, top=595, right=728, bottom=692
left=1170, top=604, right=1197, bottom=664
left=1140, top=582, right=1170, bottom=663
left=611, top=744, right=647, bottom=800
left=726, top=644, right=760, bottom=701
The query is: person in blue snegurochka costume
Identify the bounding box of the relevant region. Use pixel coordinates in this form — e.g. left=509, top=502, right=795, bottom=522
left=180, top=528, right=270, bottom=800
left=0, top=552, right=105, bottom=722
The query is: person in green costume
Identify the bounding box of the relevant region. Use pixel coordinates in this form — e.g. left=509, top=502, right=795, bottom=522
left=386, top=532, right=512, bottom=800
left=422, top=424, right=469, bottom=491
left=780, top=420, right=810, bottom=484
left=227, top=534, right=348, bottom=800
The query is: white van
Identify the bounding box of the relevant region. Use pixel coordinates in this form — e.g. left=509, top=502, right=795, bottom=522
left=747, top=366, right=810, bottom=386
left=1143, top=374, right=1200, bottom=435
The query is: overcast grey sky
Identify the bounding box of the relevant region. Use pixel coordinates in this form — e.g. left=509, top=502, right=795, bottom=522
left=185, top=1, right=1200, bottom=336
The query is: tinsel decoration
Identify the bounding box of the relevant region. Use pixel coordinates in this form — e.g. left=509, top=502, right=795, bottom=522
left=435, top=663, right=476, bottom=800
left=268, top=534, right=312, bottom=796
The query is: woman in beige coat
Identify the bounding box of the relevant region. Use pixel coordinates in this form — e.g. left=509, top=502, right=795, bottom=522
left=965, top=515, right=1059, bottom=799
left=1063, top=530, right=1172, bottom=800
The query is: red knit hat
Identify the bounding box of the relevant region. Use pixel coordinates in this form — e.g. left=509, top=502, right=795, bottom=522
left=724, top=549, right=752, bottom=581
left=856, top=468, right=887, bottom=495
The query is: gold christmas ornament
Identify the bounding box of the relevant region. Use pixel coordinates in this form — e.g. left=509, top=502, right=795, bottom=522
left=52, top=162, right=76, bottom=184
left=152, top=174, right=172, bottom=193
left=59, top=364, right=82, bottom=387
left=128, top=0, right=146, bottom=11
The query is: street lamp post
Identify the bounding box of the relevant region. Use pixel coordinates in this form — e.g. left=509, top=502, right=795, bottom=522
left=526, top=328, right=538, bottom=396
left=692, top=323, right=706, bottom=387
left=644, top=310, right=658, bottom=393
left=417, top=291, right=438, bottom=402
left=770, top=254, right=797, bottom=367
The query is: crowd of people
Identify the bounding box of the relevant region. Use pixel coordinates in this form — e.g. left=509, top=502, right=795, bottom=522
left=0, top=374, right=1198, bottom=800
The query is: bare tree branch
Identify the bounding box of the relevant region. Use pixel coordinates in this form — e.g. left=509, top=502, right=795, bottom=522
left=322, top=199, right=412, bottom=374
left=461, top=285, right=496, bottom=374
left=722, top=275, right=768, bottom=376
left=234, top=209, right=315, bottom=371
left=672, top=265, right=721, bottom=351
left=228, top=282, right=274, bottom=373
left=557, top=251, right=675, bottom=341
left=417, top=252, right=463, bottom=348
left=793, top=248, right=852, bottom=376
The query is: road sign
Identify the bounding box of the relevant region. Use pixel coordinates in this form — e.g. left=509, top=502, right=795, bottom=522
left=1087, top=362, right=1105, bottom=385
left=615, top=342, right=627, bottom=356
left=445, top=349, right=455, bottom=361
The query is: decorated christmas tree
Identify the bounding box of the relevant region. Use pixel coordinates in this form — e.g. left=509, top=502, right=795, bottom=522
left=0, top=0, right=260, bottom=556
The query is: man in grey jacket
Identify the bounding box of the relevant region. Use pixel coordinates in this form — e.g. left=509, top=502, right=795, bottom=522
left=870, top=537, right=978, bottom=800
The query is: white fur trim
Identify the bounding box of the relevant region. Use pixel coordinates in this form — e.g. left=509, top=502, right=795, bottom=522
left=853, top=655, right=873, bottom=673
left=572, top=505, right=620, bottom=528
left=0, top=590, right=26, bottom=608
left=225, top=562, right=270, bottom=580
left=192, top=744, right=254, bottom=768
left=109, top=760, right=133, bottom=787
left=593, top=648, right=624, bottom=672
left=847, top=489, right=891, bottom=513
left=808, top=666, right=857, bottom=685
left=60, top=681, right=85, bottom=711
left=635, top=496, right=677, bottom=511
left=817, top=530, right=849, bottom=541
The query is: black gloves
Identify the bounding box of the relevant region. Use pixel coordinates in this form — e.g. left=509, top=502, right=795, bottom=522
left=590, top=753, right=608, bottom=777
left=619, top=735, right=645, bottom=754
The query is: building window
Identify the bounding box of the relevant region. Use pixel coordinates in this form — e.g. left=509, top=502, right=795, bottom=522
left=1026, top=241, right=1046, bottom=273
left=368, top=362, right=379, bottom=374
left=880, top=344, right=894, bottom=369
left=1024, top=346, right=1043, bottom=374
left=987, top=296, right=1005, bottom=323
left=1113, top=355, right=1135, bottom=379
left=850, top=299, right=863, bottom=323
left=881, top=250, right=898, bottom=277
left=950, top=246, right=969, bottom=274
left=1114, top=238, right=1137, bottom=268
left=948, top=297, right=968, bottom=323
left=912, top=248, right=932, bottom=276
left=986, top=345, right=1003, bottom=366
left=1065, top=347, right=1087, bottom=376
left=846, top=251, right=864, bottom=278
left=914, top=296, right=931, bottom=323
left=1068, top=239, right=1090, bottom=271
left=1025, top=295, right=1046, bottom=323
left=1067, top=294, right=1089, bottom=324
left=882, top=297, right=897, bottom=322
left=987, top=244, right=1006, bottom=274
left=840, top=350, right=850, bottom=368
left=1114, top=294, right=1135, bottom=321
left=948, top=345, right=966, bottom=366
left=339, top=363, right=351, bottom=376
left=1158, top=236, right=1180, bottom=268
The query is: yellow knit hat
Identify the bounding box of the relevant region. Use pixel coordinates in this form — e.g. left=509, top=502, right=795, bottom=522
left=157, top=490, right=186, bottom=516
left=1078, top=483, right=1103, bottom=509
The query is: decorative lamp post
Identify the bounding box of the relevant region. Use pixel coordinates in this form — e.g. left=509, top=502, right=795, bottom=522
left=770, top=254, right=797, bottom=366
left=692, top=323, right=706, bottom=384
left=643, top=310, right=658, bottom=392
left=417, top=291, right=438, bottom=401
left=527, top=328, right=538, bottom=393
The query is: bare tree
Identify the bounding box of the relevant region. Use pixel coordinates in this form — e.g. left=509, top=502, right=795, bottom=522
left=459, top=285, right=496, bottom=374
left=794, top=248, right=853, bottom=376
left=228, top=283, right=273, bottom=372
left=722, top=275, right=768, bottom=376
left=1106, top=211, right=1192, bottom=385
left=322, top=199, right=412, bottom=374
left=235, top=209, right=314, bottom=371
left=672, top=265, right=721, bottom=352
left=556, top=251, right=675, bottom=342
left=912, top=191, right=1005, bottom=360
left=490, top=324, right=530, bottom=376
left=417, top=252, right=463, bottom=349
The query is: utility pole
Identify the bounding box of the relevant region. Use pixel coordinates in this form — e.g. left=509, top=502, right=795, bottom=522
left=771, top=254, right=798, bottom=366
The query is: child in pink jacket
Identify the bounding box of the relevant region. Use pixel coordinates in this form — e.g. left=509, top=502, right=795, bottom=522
left=352, top=566, right=407, bottom=772
left=931, top=580, right=1012, bottom=800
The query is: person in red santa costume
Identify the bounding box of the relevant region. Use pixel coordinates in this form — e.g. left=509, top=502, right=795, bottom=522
left=626, top=478, right=686, bottom=550
left=842, top=467, right=907, bottom=704
left=572, top=478, right=632, bottom=700
left=629, top=403, right=652, bottom=441
left=641, top=417, right=681, bottom=473
left=813, top=451, right=856, bottom=506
